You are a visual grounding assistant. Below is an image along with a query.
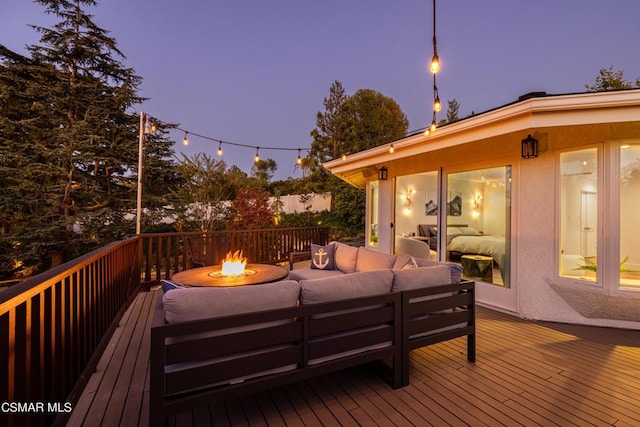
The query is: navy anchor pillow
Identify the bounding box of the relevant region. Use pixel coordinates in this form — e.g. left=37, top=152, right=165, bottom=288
left=310, top=243, right=337, bottom=270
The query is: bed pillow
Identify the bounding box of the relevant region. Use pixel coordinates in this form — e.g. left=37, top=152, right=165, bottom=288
left=310, top=243, right=336, bottom=270
left=458, top=226, right=481, bottom=235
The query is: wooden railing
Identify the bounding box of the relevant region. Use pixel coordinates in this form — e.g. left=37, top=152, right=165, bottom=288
left=138, top=227, right=336, bottom=286
left=0, top=226, right=334, bottom=426
left=0, top=237, right=140, bottom=427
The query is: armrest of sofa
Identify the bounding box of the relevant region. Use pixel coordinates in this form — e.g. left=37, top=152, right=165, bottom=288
left=401, top=280, right=475, bottom=386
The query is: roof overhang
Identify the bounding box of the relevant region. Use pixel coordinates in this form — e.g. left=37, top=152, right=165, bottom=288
left=324, top=89, right=640, bottom=187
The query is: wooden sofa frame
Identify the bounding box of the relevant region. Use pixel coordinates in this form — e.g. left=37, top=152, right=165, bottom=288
left=401, top=280, right=475, bottom=385
left=150, top=281, right=475, bottom=424
left=150, top=291, right=403, bottom=425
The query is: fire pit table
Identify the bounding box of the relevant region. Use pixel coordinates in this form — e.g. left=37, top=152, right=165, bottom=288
left=171, top=264, right=289, bottom=287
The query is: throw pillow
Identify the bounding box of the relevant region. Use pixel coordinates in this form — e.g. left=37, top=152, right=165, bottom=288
left=310, top=243, right=336, bottom=270
left=161, top=279, right=188, bottom=293
left=401, top=256, right=419, bottom=269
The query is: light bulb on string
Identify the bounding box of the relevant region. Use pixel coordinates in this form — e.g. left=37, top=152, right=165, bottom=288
left=297, top=149, right=302, bottom=165
left=341, top=153, right=347, bottom=161
left=389, top=143, right=395, bottom=154
left=430, top=53, right=440, bottom=74
left=182, top=132, right=189, bottom=146
left=423, top=128, right=430, bottom=137
left=430, top=118, right=437, bottom=132
left=254, top=147, right=260, bottom=163
left=217, top=142, right=223, bottom=156
left=434, top=96, right=442, bottom=112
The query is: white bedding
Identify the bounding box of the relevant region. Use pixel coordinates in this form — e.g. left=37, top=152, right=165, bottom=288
left=447, top=234, right=506, bottom=278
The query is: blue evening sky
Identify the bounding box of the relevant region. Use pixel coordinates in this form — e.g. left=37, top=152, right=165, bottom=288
left=2, top=0, right=639, bottom=180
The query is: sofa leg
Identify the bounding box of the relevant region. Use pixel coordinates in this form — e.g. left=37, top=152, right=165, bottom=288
left=467, top=333, right=476, bottom=363
left=401, top=351, right=410, bottom=387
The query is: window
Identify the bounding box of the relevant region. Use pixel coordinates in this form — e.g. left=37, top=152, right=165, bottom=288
left=446, top=166, right=511, bottom=287
left=393, top=172, right=438, bottom=257
left=368, top=181, right=379, bottom=246
left=619, top=144, right=640, bottom=290
left=558, top=148, right=598, bottom=282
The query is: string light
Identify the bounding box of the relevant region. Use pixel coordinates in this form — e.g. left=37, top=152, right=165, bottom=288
left=430, top=53, right=440, bottom=74
left=428, top=0, right=441, bottom=134
left=146, top=116, right=405, bottom=169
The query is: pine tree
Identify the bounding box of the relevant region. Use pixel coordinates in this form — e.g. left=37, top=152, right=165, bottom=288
left=0, top=0, right=176, bottom=275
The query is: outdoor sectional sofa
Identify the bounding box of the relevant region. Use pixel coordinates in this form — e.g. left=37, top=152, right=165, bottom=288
left=150, top=243, right=475, bottom=425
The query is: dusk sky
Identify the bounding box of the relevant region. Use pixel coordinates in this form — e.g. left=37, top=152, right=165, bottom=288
left=3, top=0, right=640, bottom=180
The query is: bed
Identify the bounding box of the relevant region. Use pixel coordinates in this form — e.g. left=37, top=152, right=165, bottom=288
left=419, top=224, right=507, bottom=281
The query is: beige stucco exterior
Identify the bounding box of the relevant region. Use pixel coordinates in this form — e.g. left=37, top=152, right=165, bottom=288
left=325, top=89, right=640, bottom=329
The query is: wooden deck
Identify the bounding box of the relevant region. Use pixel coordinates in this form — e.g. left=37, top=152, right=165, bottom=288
left=67, top=289, right=640, bottom=427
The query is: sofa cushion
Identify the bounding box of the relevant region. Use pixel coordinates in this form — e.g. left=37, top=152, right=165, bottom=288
left=391, top=265, right=452, bottom=292
left=412, top=258, right=463, bottom=284
left=299, top=270, right=394, bottom=305
left=310, top=243, right=336, bottom=270
left=355, top=247, right=397, bottom=272
left=393, top=253, right=414, bottom=270
left=288, top=268, right=344, bottom=282
left=162, top=280, right=301, bottom=324
left=333, top=242, right=359, bottom=273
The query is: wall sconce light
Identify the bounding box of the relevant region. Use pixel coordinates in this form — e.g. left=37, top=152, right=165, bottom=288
left=402, top=186, right=415, bottom=215
left=472, top=194, right=482, bottom=218
left=521, top=134, right=538, bottom=159
left=378, top=166, right=388, bottom=180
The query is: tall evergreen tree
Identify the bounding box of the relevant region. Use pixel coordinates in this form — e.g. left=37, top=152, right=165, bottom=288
left=0, top=0, right=176, bottom=275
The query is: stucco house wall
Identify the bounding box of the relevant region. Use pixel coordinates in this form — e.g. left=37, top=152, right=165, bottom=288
left=324, top=89, right=640, bottom=330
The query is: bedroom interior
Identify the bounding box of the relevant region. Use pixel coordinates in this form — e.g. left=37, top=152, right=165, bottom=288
left=394, top=167, right=510, bottom=287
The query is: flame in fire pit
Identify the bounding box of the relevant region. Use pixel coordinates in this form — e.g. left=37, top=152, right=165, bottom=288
left=220, top=250, right=247, bottom=277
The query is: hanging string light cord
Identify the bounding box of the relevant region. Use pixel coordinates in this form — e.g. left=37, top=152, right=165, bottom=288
left=175, top=126, right=306, bottom=154
left=427, top=0, right=441, bottom=136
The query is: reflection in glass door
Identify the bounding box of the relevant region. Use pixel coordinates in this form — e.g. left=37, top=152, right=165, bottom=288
left=446, top=166, right=511, bottom=288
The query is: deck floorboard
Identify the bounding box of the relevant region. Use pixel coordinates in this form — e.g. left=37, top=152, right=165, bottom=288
left=69, top=289, right=640, bottom=426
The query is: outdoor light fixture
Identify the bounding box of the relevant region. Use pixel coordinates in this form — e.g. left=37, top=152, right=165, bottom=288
left=297, top=149, right=302, bottom=165
left=182, top=132, right=189, bottom=146
left=217, top=142, right=223, bottom=156
left=389, top=143, right=395, bottom=153
left=521, top=134, right=539, bottom=159
left=378, top=166, right=388, bottom=181
left=254, top=147, right=260, bottom=163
